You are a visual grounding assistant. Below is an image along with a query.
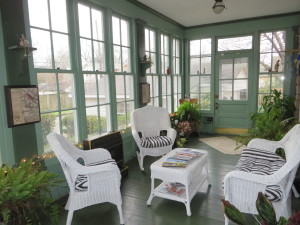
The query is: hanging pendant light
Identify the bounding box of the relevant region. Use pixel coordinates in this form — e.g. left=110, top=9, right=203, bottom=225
left=212, top=0, right=225, bottom=14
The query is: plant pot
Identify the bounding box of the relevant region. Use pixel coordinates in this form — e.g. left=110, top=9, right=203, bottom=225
left=190, top=120, right=200, bottom=137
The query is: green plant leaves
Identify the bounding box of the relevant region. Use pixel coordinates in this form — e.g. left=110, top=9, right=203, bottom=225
left=222, top=199, right=246, bottom=225
left=256, top=192, right=277, bottom=225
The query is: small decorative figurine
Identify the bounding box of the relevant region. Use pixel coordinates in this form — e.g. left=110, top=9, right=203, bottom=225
left=274, top=60, right=280, bottom=72
left=166, top=67, right=170, bottom=74
left=19, top=34, right=29, bottom=47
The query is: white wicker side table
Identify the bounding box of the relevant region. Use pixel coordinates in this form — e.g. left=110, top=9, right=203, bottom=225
left=147, top=148, right=210, bottom=216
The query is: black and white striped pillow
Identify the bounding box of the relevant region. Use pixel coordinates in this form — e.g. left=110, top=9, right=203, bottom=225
left=140, top=136, right=172, bottom=148
left=74, top=159, right=117, bottom=192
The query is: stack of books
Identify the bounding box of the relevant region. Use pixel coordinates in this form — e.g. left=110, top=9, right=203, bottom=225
left=158, top=182, right=185, bottom=196
left=162, top=149, right=204, bottom=167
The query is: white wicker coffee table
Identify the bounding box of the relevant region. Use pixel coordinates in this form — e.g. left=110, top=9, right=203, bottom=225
left=147, top=148, right=210, bottom=216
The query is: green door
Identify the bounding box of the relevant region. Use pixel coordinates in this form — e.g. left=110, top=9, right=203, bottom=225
left=214, top=53, right=253, bottom=134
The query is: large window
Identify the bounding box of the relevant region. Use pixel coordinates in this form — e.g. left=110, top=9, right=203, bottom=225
left=172, top=38, right=182, bottom=110
left=258, top=31, right=286, bottom=107
left=161, top=33, right=172, bottom=112
left=78, top=4, right=111, bottom=137
left=218, top=36, right=253, bottom=51
left=189, top=38, right=212, bottom=110
left=28, top=0, right=76, bottom=151
left=145, top=28, right=159, bottom=106
left=112, top=16, right=134, bottom=130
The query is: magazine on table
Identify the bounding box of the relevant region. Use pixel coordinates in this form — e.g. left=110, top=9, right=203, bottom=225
left=162, top=149, right=204, bottom=167
left=158, top=182, right=185, bottom=196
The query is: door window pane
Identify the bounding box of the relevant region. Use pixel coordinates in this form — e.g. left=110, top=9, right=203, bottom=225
left=220, top=80, right=233, bottom=100
left=220, top=59, right=233, bottom=79
left=234, top=57, right=248, bottom=78
left=234, top=80, right=248, bottom=100
left=218, top=36, right=253, bottom=51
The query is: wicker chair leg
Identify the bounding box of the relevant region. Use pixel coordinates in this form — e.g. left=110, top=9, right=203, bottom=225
left=66, top=210, right=74, bottom=225
left=292, top=185, right=300, bottom=198
left=117, top=204, right=124, bottom=225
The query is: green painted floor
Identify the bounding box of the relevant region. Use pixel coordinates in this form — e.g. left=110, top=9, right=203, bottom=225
left=50, top=136, right=300, bottom=225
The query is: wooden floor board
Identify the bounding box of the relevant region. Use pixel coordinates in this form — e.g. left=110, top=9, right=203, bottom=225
left=46, top=136, right=300, bottom=225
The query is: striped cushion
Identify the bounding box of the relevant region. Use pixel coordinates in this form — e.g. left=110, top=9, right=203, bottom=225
left=140, top=136, right=172, bottom=148
left=235, top=148, right=285, bottom=202
left=74, top=159, right=117, bottom=192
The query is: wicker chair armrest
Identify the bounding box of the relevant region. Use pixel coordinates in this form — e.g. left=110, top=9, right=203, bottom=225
left=73, top=162, right=120, bottom=176
left=78, top=148, right=112, bottom=165
left=131, top=129, right=141, bottom=147
left=166, top=128, right=177, bottom=144
left=247, top=138, right=281, bottom=153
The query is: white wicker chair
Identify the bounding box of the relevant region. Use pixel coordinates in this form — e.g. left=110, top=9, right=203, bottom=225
left=47, top=133, right=124, bottom=225
left=131, top=105, right=177, bottom=170
left=223, top=124, right=300, bottom=224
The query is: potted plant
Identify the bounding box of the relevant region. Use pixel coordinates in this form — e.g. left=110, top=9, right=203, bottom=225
left=0, top=157, right=61, bottom=225
left=175, top=101, right=202, bottom=136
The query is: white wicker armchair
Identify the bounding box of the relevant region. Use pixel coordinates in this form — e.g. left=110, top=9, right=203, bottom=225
left=223, top=124, right=300, bottom=224
left=47, top=133, right=124, bottom=225
left=131, top=105, right=177, bottom=170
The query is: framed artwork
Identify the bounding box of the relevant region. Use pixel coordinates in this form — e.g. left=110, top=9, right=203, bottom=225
left=140, top=82, right=150, bottom=104
left=5, top=85, right=41, bottom=127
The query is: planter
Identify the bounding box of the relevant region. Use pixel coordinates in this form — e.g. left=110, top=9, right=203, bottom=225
left=190, top=120, right=200, bottom=137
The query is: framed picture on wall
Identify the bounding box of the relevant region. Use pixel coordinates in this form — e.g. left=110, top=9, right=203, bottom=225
left=140, top=82, right=150, bottom=104
left=5, top=85, right=41, bottom=127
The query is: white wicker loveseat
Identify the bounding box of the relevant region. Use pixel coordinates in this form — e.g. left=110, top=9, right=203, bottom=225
left=131, top=105, right=177, bottom=170
left=47, top=133, right=124, bottom=225
left=223, top=124, right=300, bottom=224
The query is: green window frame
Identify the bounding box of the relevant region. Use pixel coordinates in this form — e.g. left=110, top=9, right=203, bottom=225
left=172, top=37, right=182, bottom=110
left=258, top=30, right=286, bottom=107
left=189, top=38, right=212, bottom=111
left=161, top=33, right=172, bottom=112
left=145, top=27, right=159, bottom=106
left=77, top=3, right=112, bottom=137
left=112, top=15, right=135, bottom=130
left=28, top=0, right=77, bottom=152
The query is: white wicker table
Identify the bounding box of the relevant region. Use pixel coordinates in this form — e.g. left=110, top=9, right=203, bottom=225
left=147, top=148, right=210, bottom=216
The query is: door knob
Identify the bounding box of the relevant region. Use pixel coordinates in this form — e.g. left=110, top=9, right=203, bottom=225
left=215, top=103, right=219, bottom=110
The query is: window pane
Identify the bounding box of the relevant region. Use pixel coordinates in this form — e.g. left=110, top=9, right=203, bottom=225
left=126, top=101, right=134, bottom=126
left=164, top=36, right=169, bottom=55
left=258, top=94, right=268, bottom=107
left=94, top=41, right=106, bottom=71
left=52, top=33, right=71, bottom=70
left=201, top=57, right=211, bottom=74
left=166, top=76, right=171, bottom=95
left=200, top=93, right=210, bottom=110
left=164, top=56, right=169, bottom=74
left=272, top=74, right=284, bottom=92
left=99, top=105, right=110, bottom=133
left=28, top=0, right=49, bottom=29
left=58, top=73, right=75, bottom=109
left=234, top=80, right=248, bottom=100
left=62, top=110, right=76, bottom=143
left=125, top=75, right=134, bottom=100
left=121, top=19, right=129, bottom=47
left=150, top=30, right=155, bottom=52
left=220, top=80, right=232, bottom=100
left=190, top=40, right=200, bottom=56
left=260, top=32, right=272, bottom=53
left=31, top=29, right=52, bottom=68
left=113, top=46, right=121, bottom=72
left=190, top=76, right=199, bottom=94
left=112, top=16, right=120, bottom=45
left=234, top=57, right=248, bottom=78
left=50, top=0, right=68, bottom=32
left=220, top=59, right=233, bottom=79
left=258, top=75, right=270, bottom=93
left=98, top=75, right=110, bottom=104
left=115, top=75, right=125, bottom=102
left=92, top=9, right=104, bottom=41
left=146, top=76, right=153, bottom=96
left=153, top=76, right=159, bottom=97
left=122, top=47, right=131, bottom=72
left=175, top=58, right=180, bottom=74
left=273, top=31, right=286, bottom=52
left=201, top=39, right=211, bottom=55
left=218, top=36, right=252, bottom=51
left=272, top=52, right=284, bottom=72
left=78, top=4, right=91, bottom=38
left=150, top=53, right=156, bottom=73
left=200, top=76, right=211, bottom=93
left=117, top=102, right=126, bottom=129
left=41, top=113, right=59, bottom=151
left=86, top=107, right=99, bottom=137
left=145, top=29, right=149, bottom=51
left=190, top=58, right=200, bottom=74
left=84, top=74, right=97, bottom=106
left=38, top=73, right=58, bottom=111
left=259, top=53, right=272, bottom=72
left=80, top=39, right=93, bottom=71
left=162, top=76, right=166, bottom=95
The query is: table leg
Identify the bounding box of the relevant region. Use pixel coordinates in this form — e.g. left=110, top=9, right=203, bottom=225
left=147, top=178, right=155, bottom=205
left=205, top=164, right=211, bottom=185
left=184, top=184, right=192, bottom=216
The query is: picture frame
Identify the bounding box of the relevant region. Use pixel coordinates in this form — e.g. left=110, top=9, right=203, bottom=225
left=140, top=82, right=150, bottom=104
left=5, top=85, right=41, bottom=127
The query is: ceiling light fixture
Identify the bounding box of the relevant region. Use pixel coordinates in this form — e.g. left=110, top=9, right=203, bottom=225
left=212, top=0, right=225, bottom=14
